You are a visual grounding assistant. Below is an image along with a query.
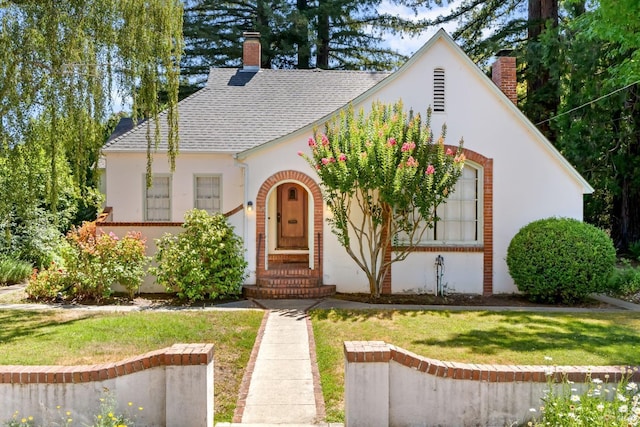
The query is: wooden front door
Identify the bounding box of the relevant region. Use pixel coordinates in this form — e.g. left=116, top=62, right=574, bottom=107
left=277, top=183, right=308, bottom=249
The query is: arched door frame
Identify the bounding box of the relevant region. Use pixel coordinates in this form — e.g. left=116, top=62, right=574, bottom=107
left=255, top=170, right=323, bottom=279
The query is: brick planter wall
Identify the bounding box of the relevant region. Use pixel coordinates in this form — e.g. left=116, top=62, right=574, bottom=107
left=344, top=341, right=640, bottom=427
left=0, top=344, right=214, bottom=427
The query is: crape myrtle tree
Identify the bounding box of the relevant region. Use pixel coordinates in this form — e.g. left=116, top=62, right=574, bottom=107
left=300, top=101, right=465, bottom=297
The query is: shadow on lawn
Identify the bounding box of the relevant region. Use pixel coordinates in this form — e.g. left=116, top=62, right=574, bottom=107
left=0, top=310, right=93, bottom=345
left=411, top=312, right=640, bottom=365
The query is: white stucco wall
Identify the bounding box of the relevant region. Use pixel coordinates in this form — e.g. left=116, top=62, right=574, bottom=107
left=348, top=37, right=586, bottom=293
left=391, top=252, right=484, bottom=294
left=104, top=33, right=588, bottom=295
left=240, top=36, right=587, bottom=294
left=104, top=152, right=243, bottom=223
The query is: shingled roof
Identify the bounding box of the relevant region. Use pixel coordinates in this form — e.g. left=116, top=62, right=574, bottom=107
left=103, top=68, right=390, bottom=153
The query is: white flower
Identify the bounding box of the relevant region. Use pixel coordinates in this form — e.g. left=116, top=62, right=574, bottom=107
left=619, top=404, right=628, bottom=413
left=592, top=378, right=603, bottom=384
left=627, top=382, right=638, bottom=391
left=529, top=408, right=537, bottom=413
left=618, top=393, right=628, bottom=402
left=597, top=403, right=604, bottom=411
left=570, top=395, right=580, bottom=403
left=544, top=356, right=553, bottom=361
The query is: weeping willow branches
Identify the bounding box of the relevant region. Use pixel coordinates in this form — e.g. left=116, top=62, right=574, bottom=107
left=0, top=0, right=184, bottom=203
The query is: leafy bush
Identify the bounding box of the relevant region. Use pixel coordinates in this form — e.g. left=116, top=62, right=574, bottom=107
left=152, top=209, right=247, bottom=301
left=607, top=260, right=640, bottom=296
left=530, top=371, right=639, bottom=426
left=629, top=240, right=640, bottom=261
left=507, top=217, right=616, bottom=304
left=0, top=210, right=66, bottom=269
left=25, top=263, right=67, bottom=300
left=0, top=258, right=32, bottom=285
left=26, top=222, right=149, bottom=302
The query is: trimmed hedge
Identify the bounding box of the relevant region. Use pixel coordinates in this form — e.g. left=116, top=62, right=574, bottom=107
left=506, top=217, right=616, bottom=304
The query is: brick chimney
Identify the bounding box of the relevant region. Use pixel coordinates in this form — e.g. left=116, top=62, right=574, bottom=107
left=491, top=52, right=517, bottom=105
left=242, top=32, right=261, bottom=72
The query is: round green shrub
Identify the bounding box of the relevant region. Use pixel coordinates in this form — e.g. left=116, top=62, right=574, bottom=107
left=506, top=217, right=616, bottom=304
left=151, top=209, right=248, bottom=301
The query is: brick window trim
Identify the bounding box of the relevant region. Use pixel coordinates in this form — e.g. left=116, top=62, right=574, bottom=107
left=255, top=170, right=323, bottom=278
left=382, top=146, right=493, bottom=295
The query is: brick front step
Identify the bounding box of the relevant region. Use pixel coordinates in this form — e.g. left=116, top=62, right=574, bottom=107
left=268, top=253, right=309, bottom=264
left=257, top=276, right=321, bottom=288
left=262, top=267, right=312, bottom=276
left=243, top=285, right=336, bottom=299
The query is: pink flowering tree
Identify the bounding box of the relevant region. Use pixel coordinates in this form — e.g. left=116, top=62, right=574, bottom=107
left=300, top=100, right=465, bottom=297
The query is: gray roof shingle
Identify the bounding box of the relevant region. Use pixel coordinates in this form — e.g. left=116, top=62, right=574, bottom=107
left=103, top=68, right=390, bottom=153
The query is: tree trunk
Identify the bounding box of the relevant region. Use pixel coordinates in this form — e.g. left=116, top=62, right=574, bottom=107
left=612, top=85, right=640, bottom=251
left=296, top=0, right=311, bottom=69
left=316, top=0, right=330, bottom=69
left=526, top=0, right=559, bottom=141
left=256, top=1, right=271, bottom=68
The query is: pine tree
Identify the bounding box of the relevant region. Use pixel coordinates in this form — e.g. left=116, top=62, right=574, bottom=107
left=179, top=0, right=420, bottom=95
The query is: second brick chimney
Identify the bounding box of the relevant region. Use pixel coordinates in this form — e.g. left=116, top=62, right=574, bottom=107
left=242, top=32, right=261, bottom=72
left=491, top=52, right=517, bottom=105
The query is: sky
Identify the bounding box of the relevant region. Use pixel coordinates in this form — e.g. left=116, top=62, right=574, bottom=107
left=378, top=1, right=459, bottom=56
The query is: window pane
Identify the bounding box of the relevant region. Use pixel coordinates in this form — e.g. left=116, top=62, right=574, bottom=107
left=146, top=176, right=170, bottom=221
left=195, top=175, right=221, bottom=214
left=418, top=164, right=480, bottom=244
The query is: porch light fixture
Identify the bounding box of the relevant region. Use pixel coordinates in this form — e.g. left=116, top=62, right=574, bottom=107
left=246, top=201, right=253, bottom=211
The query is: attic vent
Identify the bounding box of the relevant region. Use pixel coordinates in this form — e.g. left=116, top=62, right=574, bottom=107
left=433, top=68, right=445, bottom=112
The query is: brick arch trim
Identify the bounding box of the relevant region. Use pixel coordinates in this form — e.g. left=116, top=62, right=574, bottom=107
left=384, top=145, right=493, bottom=295
left=255, top=170, right=323, bottom=278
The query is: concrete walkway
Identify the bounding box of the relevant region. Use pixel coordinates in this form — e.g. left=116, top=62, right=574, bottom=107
left=223, top=299, right=331, bottom=427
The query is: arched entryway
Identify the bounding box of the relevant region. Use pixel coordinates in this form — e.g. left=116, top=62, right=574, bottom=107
left=244, top=170, right=335, bottom=299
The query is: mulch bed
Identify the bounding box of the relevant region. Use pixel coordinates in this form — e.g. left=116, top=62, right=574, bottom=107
left=331, top=292, right=617, bottom=308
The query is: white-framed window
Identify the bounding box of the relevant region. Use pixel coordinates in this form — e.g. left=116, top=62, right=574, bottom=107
left=396, top=164, right=482, bottom=246
left=433, top=67, right=445, bottom=112
left=194, top=175, right=221, bottom=214
left=145, top=174, right=171, bottom=221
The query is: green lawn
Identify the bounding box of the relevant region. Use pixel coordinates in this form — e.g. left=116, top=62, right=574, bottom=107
left=0, top=309, right=264, bottom=422
left=310, top=309, right=640, bottom=422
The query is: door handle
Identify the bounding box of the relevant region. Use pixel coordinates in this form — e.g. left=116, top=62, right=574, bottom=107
left=277, top=213, right=281, bottom=223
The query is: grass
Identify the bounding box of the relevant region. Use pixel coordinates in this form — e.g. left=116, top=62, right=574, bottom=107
left=0, top=309, right=264, bottom=422
left=310, top=309, right=640, bottom=422
left=0, top=258, right=32, bottom=285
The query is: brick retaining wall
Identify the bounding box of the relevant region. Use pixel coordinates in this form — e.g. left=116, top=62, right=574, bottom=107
left=344, top=340, right=639, bottom=427
left=0, top=344, right=214, bottom=427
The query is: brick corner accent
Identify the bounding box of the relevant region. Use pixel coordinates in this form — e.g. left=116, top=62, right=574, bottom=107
left=0, top=343, right=213, bottom=385
left=344, top=341, right=640, bottom=384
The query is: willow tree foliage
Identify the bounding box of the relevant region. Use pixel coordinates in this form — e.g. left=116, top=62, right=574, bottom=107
left=0, top=0, right=184, bottom=192
left=0, top=0, right=183, bottom=265
left=301, top=101, right=464, bottom=297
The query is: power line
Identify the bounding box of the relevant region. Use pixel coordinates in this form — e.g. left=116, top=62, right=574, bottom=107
left=535, top=80, right=640, bottom=126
